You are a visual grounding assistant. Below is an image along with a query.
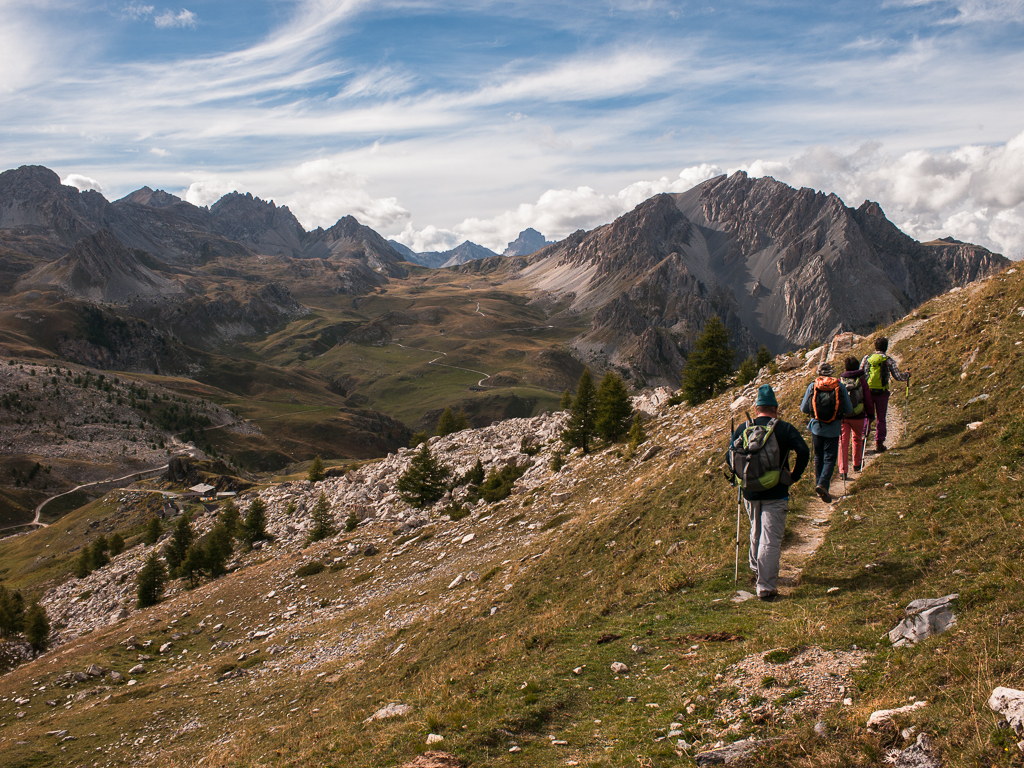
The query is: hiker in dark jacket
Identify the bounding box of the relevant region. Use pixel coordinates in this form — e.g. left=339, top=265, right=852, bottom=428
left=800, top=361, right=853, bottom=504
left=839, top=355, right=875, bottom=480
left=730, top=384, right=810, bottom=602
left=860, top=336, right=910, bottom=453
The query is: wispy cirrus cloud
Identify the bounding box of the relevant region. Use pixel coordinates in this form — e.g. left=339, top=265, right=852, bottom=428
left=154, top=9, right=197, bottom=29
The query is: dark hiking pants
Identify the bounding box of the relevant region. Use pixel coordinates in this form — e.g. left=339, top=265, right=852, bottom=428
left=811, top=434, right=839, bottom=491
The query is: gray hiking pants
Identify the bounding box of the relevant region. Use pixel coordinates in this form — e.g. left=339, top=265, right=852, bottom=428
left=745, top=497, right=788, bottom=595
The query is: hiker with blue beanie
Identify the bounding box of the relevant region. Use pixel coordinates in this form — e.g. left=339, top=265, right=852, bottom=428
left=800, top=361, right=854, bottom=503
left=729, top=384, right=809, bottom=602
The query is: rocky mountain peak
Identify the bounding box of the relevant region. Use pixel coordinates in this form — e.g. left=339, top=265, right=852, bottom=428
left=0, top=165, right=109, bottom=243
left=115, top=187, right=183, bottom=208
left=502, top=228, right=552, bottom=257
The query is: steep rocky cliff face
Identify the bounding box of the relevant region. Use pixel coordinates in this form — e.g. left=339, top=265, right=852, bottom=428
left=16, top=229, right=185, bottom=303
left=515, top=172, right=1007, bottom=386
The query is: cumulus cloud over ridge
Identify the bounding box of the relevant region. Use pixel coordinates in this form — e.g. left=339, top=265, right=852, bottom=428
left=743, top=130, right=1024, bottom=259
left=391, top=133, right=1024, bottom=259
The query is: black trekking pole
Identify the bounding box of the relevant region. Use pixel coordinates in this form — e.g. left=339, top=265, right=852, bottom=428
left=730, top=417, right=742, bottom=585
left=904, top=377, right=911, bottom=441
left=860, top=418, right=870, bottom=470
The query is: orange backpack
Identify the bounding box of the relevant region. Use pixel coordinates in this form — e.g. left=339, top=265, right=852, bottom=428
left=812, top=376, right=841, bottom=423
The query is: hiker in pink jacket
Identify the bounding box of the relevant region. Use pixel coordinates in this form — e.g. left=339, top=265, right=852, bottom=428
left=839, top=355, right=875, bottom=479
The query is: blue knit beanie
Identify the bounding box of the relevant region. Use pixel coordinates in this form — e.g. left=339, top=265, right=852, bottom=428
left=755, top=384, right=778, bottom=407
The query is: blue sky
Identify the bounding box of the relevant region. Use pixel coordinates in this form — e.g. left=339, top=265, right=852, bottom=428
left=2, top=1, right=1024, bottom=257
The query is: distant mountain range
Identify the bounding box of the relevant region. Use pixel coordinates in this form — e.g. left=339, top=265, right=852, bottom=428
left=388, top=227, right=553, bottom=269
left=0, top=164, right=1008, bottom=387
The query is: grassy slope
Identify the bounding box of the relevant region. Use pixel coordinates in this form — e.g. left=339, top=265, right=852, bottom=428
left=0, top=268, right=1022, bottom=767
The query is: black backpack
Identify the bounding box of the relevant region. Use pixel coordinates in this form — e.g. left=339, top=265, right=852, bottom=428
left=812, top=376, right=841, bottom=423
left=729, top=419, right=788, bottom=492
left=842, top=373, right=865, bottom=417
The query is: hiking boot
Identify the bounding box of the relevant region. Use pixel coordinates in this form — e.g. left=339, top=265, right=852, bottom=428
left=853, top=465, right=862, bottom=472
left=876, top=444, right=887, bottom=453
left=815, top=485, right=832, bottom=503
left=841, top=472, right=848, bottom=481
left=758, top=590, right=778, bottom=602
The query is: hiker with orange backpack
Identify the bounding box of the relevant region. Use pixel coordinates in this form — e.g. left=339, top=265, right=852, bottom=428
left=800, top=362, right=853, bottom=503
left=839, top=355, right=875, bottom=480
left=860, top=337, right=910, bottom=454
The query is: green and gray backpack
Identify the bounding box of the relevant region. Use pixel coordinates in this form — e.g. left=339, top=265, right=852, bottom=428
left=729, top=418, right=787, bottom=492
left=841, top=373, right=865, bottom=416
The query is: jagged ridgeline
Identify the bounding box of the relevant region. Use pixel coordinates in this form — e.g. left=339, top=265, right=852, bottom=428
left=0, top=262, right=1021, bottom=767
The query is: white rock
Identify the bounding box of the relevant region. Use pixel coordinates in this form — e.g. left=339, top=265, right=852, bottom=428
left=967, top=421, right=983, bottom=430
left=461, top=533, right=475, bottom=544
left=426, top=733, right=444, bottom=745
left=448, top=575, right=465, bottom=589
left=158, top=642, right=172, bottom=654
left=610, top=661, right=630, bottom=674
left=867, top=700, right=928, bottom=729
left=364, top=702, right=412, bottom=723
left=988, top=687, right=1024, bottom=734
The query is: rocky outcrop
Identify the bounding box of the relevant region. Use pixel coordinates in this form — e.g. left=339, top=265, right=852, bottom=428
left=209, top=192, right=308, bottom=258
left=502, top=228, right=552, bottom=258
left=161, top=282, right=308, bottom=348
left=16, top=229, right=185, bottom=303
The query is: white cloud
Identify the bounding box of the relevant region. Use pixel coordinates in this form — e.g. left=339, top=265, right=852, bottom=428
left=182, top=177, right=240, bottom=207
left=282, top=158, right=410, bottom=231
left=121, top=3, right=155, bottom=20
left=150, top=147, right=170, bottom=157
left=392, top=163, right=723, bottom=253
left=736, top=130, right=1024, bottom=258
left=154, top=9, right=197, bottom=29
left=62, top=173, right=104, bottom=193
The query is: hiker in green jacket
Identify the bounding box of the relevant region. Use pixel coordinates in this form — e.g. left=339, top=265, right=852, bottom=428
left=860, top=337, right=911, bottom=453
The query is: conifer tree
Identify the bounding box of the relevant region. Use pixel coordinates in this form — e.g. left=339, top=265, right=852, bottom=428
left=219, top=500, right=240, bottom=538
left=681, top=316, right=735, bottom=405
left=559, top=389, right=572, bottom=410
left=436, top=407, right=459, bottom=437
left=179, top=545, right=206, bottom=587
left=737, top=356, right=759, bottom=385
left=144, top=516, right=162, bottom=546
left=136, top=552, right=168, bottom=608
left=397, top=443, right=451, bottom=508
left=73, top=549, right=91, bottom=579
left=561, top=368, right=597, bottom=454
left=204, top=522, right=234, bottom=577
left=89, top=536, right=110, bottom=570
left=241, top=498, right=269, bottom=546
left=164, top=514, right=194, bottom=576
left=594, top=371, right=633, bottom=443
left=109, top=532, right=125, bottom=557
left=24, top=602, right=49, bottom=652
left=308, top=492, right=337, bottom=543
left=454, top=409, right=470, bottom=431
left=307, top=455, right=326, bottom=483
left=463, top=458, right=485, bottom=487
left=0, top=587, right=26, bottom=637
left=627, top=415, right=647, bottom=452
left=756, top=344, right=772, bottom=370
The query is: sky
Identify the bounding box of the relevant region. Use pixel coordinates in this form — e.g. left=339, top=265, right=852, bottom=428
left=2, top=1, right=1024, bottom=258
